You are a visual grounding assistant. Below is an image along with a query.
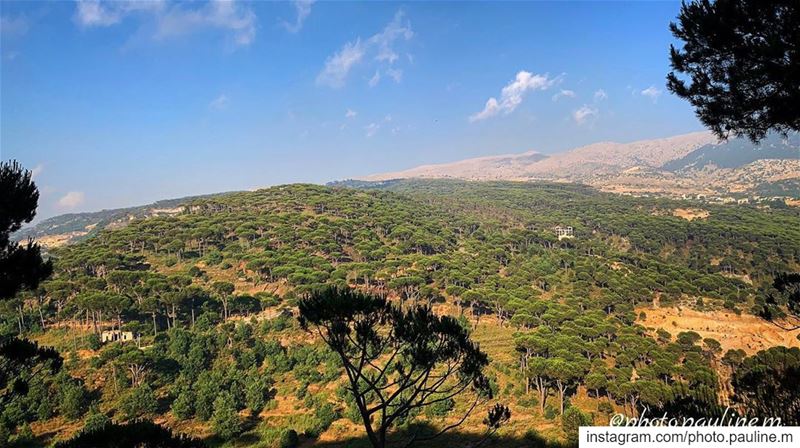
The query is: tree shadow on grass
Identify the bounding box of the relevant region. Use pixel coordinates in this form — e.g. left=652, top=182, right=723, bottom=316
left=306, top=423, right=569, bottom=448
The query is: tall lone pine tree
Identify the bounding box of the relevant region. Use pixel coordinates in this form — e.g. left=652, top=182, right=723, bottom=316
left=299, top=287, right=509, bottom=448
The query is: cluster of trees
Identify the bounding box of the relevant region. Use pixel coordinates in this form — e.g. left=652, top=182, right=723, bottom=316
left=3, top=0, right=800, bottom=444
left=514, top=313, right=719, bottom=417
left=2, top=168, right=799, bottom=445
left=20, top=179, right=794, bottom=343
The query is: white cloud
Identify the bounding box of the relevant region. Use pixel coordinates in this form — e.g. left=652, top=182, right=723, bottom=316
left=640, top=86, right=662, bottom=102
left=593, top=89, right=608, bottom=101
left=470, top=71, right=559, bottom=122
left=317, top=39, right=366, bottom=88
left=551, top=89, right=576, bottom=102
left=573, top=105, right=598, bottom=126
left=370, top=11, right=413, bottom=64
left=57, top=191, right=85, bottom=209
left=209, top=94, right=229, bottom=110
left=385, top=68, right=403, bottom=83
left=31, top=164, right=44, bottom=179
left=364, top=123, right=380, bottom=138
left=75, top=0, right=164, bottom=27
left=470, top=98, right=501, bottom=122
left=75, top=0, right=119, bottom=27
left=345, top=109, right=357, bottom=118
left=74, top=0, right=256, bottom=47
left=0, top=14, right=29, bottom=37
left=282, top=0, right=315, bottom=33
left=368, top=70, right=381, bottom=87
left=317, top=11, right=412, bottom=88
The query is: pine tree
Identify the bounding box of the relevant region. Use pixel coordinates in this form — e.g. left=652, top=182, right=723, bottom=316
left=211, top=392, right=241, bottom=440
left=667, top=0, right=800, bottom=141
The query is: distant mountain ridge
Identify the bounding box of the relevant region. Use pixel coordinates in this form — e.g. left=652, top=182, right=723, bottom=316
left=19, top=133, right=799, bottom=249
left=364, top=150, right=549, bottom=181
left=15, top=193, right=228, bottom=248
left=365, top=131, right=800, bottom=197
left=365, top=131, right=717, bottom=181
left=663, top=133, right=800, bottom=171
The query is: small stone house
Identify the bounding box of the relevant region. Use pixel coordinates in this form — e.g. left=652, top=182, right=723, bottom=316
left=101, top=330, right=135, bottom=343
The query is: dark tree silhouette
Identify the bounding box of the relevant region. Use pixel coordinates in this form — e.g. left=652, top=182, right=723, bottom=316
left=730, top=347, right=800, bottom=425
left=298, top=287, right=508, bottom=448
left=667, top=0, right=800, bottom=142
left=1, top=160, right=53, bottom=300
left=650, top=383, right=730, bottom=421
left=0, top=160, right=60, bottom=406
left=54, top=420, right=204, bottom=448
left=757, top=272, right=800, bottom=330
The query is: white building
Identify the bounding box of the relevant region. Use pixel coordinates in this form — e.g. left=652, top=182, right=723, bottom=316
left=555, top=225, right=574, bottom=240
left=101, top=330, right=135, bottom=343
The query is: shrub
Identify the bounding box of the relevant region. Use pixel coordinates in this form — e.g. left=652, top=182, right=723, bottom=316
left=59, top=380, right=87, bottom=420
left=279, top=429, right=299, bottom=448
left=204, top=251, right=223, bottom=266
left=13, top=424, right=34, bottom=446
left=306, top=402, right=338, bottom=438
left=424, top=397, right=455, bottom=418
left=517, top=394, right=539, bottom=409
left=597, top=401, right=615, bottom=415
left=82, top=407, right=110, bottom=433
left=86, top=333, right=102, bottom=350
left=171, top=389, right=194, bottom=420
left=212, top=392, right=242, bottom=440
left=193, top=373, right=219, bottom=421
left=246, top=375, right=274, bottom=415
left=0, top=425, right=8, bottom=448
left=562, top=407, right=592, bottom=446
left=120, top=384, right=158, bottom=420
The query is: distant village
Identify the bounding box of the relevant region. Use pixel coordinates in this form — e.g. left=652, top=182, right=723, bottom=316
left=617, top=191, right=797, bottom=207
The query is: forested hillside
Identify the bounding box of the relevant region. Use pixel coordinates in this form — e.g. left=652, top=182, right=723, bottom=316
left=4, top=180, right=800, bottom=447
left=14, top=194, right=226, bottom=248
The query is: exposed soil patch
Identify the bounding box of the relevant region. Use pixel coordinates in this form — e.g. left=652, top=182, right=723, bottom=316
left=637, top=306, right=800, bottom=355
left=672, top=208, right=710, bottom=221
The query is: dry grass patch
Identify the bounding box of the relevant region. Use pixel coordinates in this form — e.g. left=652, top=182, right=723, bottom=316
left=672, top=208, right=710, bottom=221
left=637, top=306, right=800, bottom=355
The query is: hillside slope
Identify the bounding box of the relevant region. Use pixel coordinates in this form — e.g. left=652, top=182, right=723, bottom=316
left=14, top=180, right=800, bottom=446
left=14, top=193, right=228, bottom=248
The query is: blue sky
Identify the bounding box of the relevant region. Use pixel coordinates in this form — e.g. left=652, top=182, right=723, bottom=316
left=1, top=0, right=703, bottom=220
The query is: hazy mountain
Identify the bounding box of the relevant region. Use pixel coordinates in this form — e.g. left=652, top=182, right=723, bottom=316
left=20, top=133, right=799, bottom=249
left=366, top=131, right=717, bottom=181
left=364, top=150, right=549, bottom=181
left=14, top=193, right=227, bottom=248
left=663, top=133, right=800, bottom=171
left=365, top=131, right=800, bottom=197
